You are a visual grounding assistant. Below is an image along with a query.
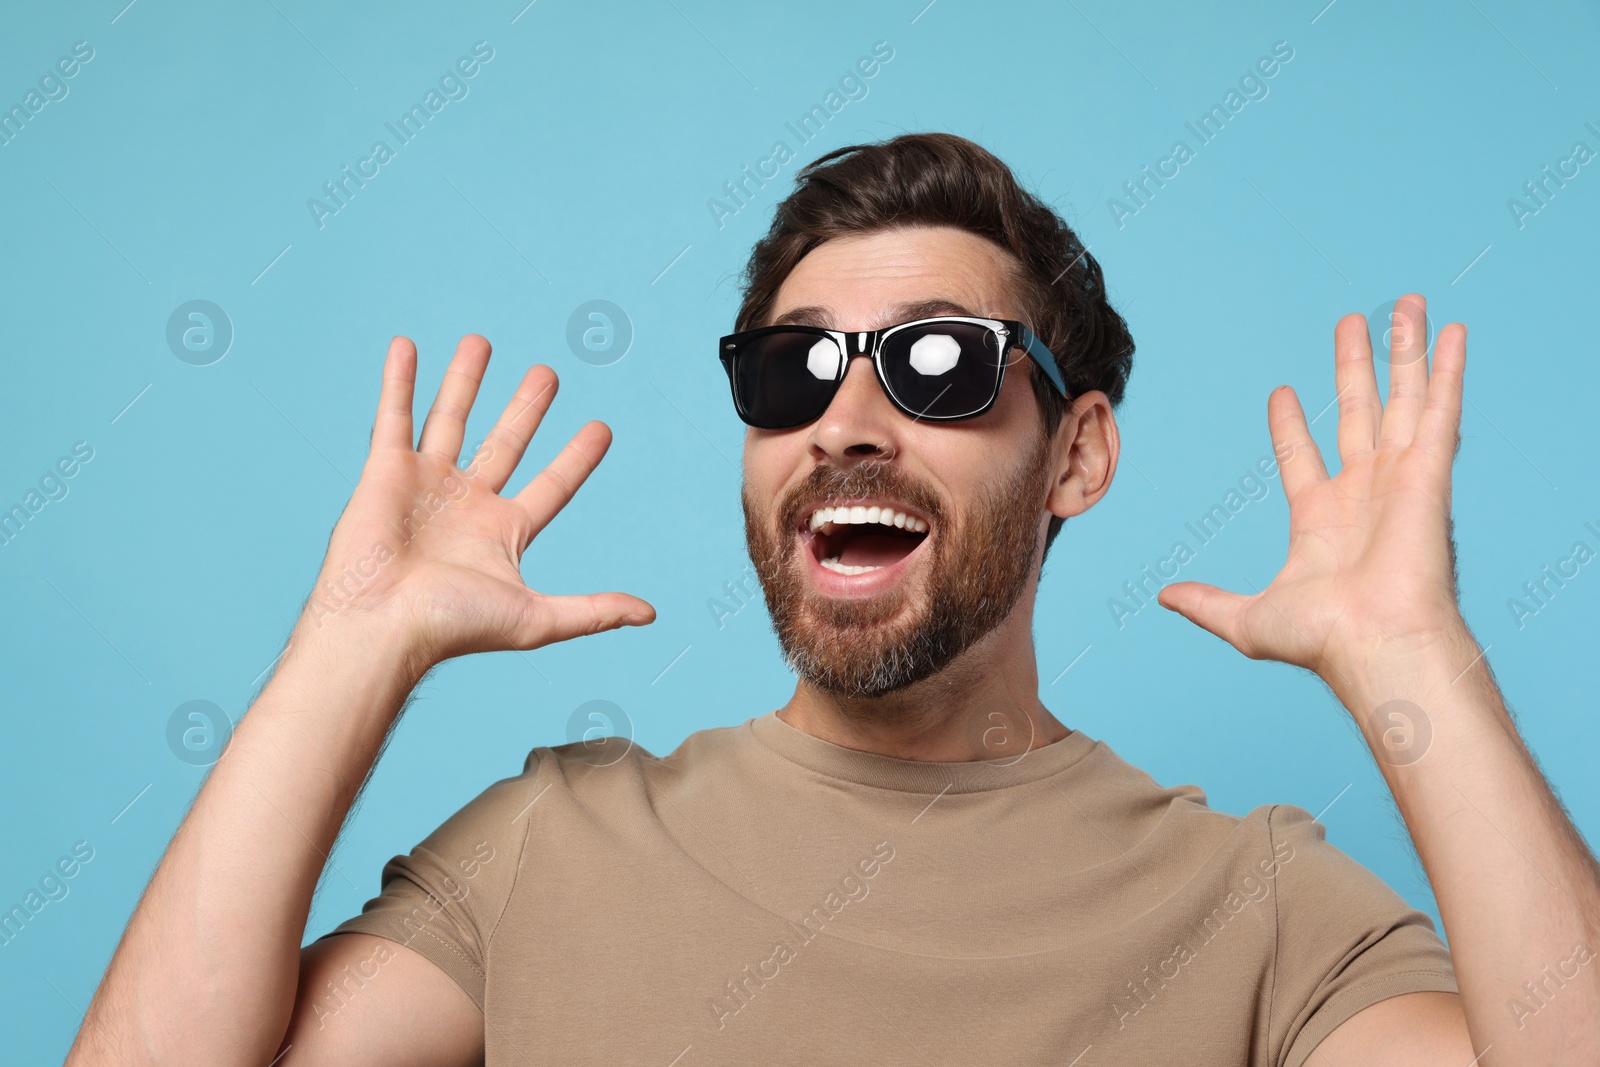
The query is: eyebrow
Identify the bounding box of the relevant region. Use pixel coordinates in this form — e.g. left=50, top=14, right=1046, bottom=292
left=768, top=298, right=984, bottom=330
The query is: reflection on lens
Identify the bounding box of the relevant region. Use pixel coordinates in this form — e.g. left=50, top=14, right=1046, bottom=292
left=735, top=332, right=843, bottom=429
left=882, top=323, right=1001, bottom=419
left=907, top=332, right=961, bottom=376
left=807, top=337, right=842, bottom=380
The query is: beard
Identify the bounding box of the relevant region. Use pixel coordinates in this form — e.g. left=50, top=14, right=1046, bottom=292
left=741, top=430, right=1053, bottom=702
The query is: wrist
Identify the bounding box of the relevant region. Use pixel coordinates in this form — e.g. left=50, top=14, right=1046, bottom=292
left=1321, top=613, right=1477, bottom=697
left=1321, top=618, right=1492, bottom=759
left=284, top=602, right=435, bottom=693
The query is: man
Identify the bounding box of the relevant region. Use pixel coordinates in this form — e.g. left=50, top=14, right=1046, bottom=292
left=69, top=134, right=1597, bottom=1065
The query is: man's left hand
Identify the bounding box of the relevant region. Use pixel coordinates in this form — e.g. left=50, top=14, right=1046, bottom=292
left=1157, top=293, right=1470, bottom=686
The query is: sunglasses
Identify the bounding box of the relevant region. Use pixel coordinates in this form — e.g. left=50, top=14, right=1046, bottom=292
left=718, top=315, right=1070, bottom=430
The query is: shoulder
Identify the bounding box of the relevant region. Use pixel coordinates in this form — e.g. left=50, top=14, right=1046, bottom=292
left=1060, top=739, right=1403, bottom=903
left=1064, top=735, right=1259, bottom=856
left=1255, top=802, right=1425, bottom=911
left=520, top=717, right=755, bottom=798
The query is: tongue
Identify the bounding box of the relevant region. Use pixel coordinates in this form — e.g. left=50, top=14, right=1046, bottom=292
left=838, top=529, right=922, bottom=568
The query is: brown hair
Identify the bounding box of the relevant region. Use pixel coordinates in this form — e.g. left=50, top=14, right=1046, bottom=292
left=735, top=132, right=1134, bottom=563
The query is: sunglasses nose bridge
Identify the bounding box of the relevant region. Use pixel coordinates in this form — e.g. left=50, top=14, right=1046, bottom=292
left=836, top=329, right=877, bottom=361
left=815, top=334, right=900, bottom=431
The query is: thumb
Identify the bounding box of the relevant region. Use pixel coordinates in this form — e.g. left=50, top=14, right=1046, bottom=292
left=1157, top=580, right=1249, bottom=648
left=527, top=591, right=656, bottom=648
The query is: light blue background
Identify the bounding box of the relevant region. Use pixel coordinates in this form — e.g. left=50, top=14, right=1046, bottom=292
left=3, top=1, right=1597, bottom=1060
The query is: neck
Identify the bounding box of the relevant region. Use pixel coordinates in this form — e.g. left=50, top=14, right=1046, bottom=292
left=775, top=606, right=1070, bottom=761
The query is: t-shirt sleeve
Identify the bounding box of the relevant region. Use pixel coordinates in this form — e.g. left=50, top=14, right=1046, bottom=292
left=1267, top=803, right=1459, bottom=1067
left=315, top=748, right=547, bottom=1012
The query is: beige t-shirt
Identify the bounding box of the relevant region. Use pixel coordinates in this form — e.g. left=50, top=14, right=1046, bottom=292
left=323, top=712, right=1456, bottom=1065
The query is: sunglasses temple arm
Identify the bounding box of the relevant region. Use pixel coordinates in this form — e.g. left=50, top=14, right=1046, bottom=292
left=1017, top=325, right=1070, bottom=399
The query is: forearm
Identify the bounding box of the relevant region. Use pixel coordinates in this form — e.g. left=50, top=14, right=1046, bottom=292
left=1329, top=624, right=1600, bottom=1064
left=68, top=615, right=427, bottom=1066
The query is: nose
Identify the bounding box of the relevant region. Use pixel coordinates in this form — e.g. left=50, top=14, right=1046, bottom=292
left=807, top=350, right=900, bottom=463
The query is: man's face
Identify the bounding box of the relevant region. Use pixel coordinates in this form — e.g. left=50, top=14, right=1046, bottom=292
left=740, top=225, right=1059, bottom=701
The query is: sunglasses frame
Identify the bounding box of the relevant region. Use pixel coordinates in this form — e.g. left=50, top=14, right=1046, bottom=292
left=718, top=315, right=1071, bottom=430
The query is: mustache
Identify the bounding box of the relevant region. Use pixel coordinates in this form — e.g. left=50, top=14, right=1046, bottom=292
left=781, top=462, right=944, bottom=531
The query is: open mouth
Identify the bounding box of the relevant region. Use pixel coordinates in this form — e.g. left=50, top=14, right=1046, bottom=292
left=796, top=502, right=931, bottom=580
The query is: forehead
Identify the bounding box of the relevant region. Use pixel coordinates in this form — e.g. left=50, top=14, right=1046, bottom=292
left=769, top=225, right=1023, bottom=331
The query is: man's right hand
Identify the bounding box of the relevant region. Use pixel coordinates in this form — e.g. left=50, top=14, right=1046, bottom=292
left=66, top=334, right=653, bottom=1067
left=300, top=333, right=655, bottom=670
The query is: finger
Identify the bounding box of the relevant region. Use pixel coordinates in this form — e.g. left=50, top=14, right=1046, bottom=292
left=1415, top=321, right=1467, bottom=464
left=513, top=420, right=614, bottom=541
left=1266, top=385, right=1329, bottom=503
left=417, top=334, right=492, bottom=460
left=1333, top=312, right=1381, bottom=462
left=468, top=365, right=560, bottom=493
left=1157, top=581, right=1251, bottom=650
left=521, top=590, right=657, bottom=648
left=1379, top=294, right=1430, bottom=449
left=372, top=337, right=417, bottom=450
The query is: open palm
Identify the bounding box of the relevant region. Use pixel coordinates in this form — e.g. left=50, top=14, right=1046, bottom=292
left=1158, top=295, right=1468, bottom=679
left=306, top=334, right=654, bottom=668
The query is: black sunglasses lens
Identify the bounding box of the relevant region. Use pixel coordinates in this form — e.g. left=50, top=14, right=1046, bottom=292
left=728, top=331, right=843, bottom=428
left=879, top=322, right=1003, bottom=419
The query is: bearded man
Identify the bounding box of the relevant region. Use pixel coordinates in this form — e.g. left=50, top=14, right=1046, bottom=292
left=67, top=133, right=1600, bottom=1067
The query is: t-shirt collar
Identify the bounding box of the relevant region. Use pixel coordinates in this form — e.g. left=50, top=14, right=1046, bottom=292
left=747, top=709, right=1098, bottom=794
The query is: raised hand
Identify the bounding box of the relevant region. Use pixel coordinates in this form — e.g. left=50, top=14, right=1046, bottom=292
left=1157, top=294, right=1468, bottom=681
left=302, top=334, right=655, bottom=670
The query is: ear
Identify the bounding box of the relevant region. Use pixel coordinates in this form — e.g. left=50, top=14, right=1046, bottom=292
left=1045, top=390, right=1119, bottom=521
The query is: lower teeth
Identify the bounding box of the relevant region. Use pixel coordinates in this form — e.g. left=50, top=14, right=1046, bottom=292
left=820, top=556, right=881, bottom=576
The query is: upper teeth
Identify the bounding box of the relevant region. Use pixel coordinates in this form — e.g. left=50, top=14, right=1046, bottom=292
left=807, top=505, right=927, bottom=533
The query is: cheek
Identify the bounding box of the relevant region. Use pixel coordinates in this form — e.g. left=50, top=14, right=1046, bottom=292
left=959, top=384, right=1036, bottom=469
left=741, top=440, right=792, bottom=522
left=992, top=368, right=1058, bottom=461
left=744, top=432, right=809, bottom=494
left=998, top=359, right=1044, bottom=415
